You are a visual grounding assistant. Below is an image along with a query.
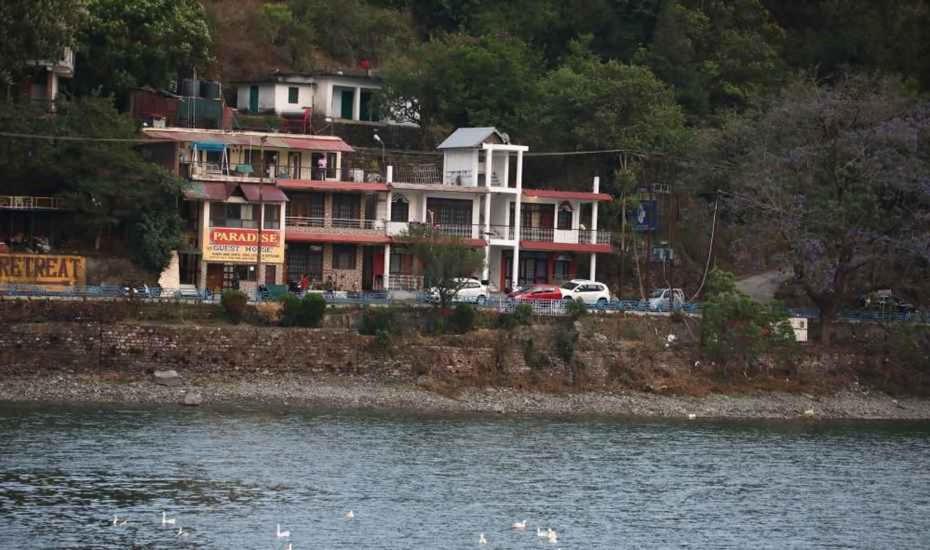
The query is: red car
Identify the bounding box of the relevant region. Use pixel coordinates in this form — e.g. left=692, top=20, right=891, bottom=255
left=508, top=285, right=563, bottom=302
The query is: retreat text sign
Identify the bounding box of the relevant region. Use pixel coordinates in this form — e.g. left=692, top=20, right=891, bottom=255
left=202, top=227, right=284, bottom=263
left=0, top=254, right=86, bottom=285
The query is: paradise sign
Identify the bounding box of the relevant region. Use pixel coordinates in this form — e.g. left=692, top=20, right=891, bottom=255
left=203, top=227, right=284, bottom=263
left=0, top=254, right=86, bottom=285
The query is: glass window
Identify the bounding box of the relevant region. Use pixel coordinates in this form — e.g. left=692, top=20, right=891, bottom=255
left=332, top=194, right=360, bottom=220
left=560, top=282, right=579, bottom=291
left=391, top=196, right=409, bottom=222
left=557, top=202, right=573, bottom=230
left=239, top=204, right=257, bottom=228
left=333, top=245, right=356, bottom=270
left=288, top=86, right=299, bottom=104
left=390, top=251, right=413, bottom=274
left=263, top=204, right=280, bottom=229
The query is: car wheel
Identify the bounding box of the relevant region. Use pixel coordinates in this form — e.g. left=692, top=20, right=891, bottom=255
left=597, top=297, right=608, bottom=308
left=476, top=295, right=487, bottom=305
left=562, top=297, right=574, bottom=304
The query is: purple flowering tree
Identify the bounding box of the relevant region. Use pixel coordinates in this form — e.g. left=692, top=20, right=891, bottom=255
left=717, top=75, right=930, bottom=343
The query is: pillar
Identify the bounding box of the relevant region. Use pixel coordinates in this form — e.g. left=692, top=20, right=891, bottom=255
left=591, top=176, right=600, bottom=244
left=590, top=253, right=597, bottom=282
left=386, top=190, right=393, bottom=223
left=383, top=243, right=391, bottom=290
left=353, top=87, right=361, bottom=120
left=325, top=83, right=333, bottom=117
left=511, top=149, right=523, bottom=290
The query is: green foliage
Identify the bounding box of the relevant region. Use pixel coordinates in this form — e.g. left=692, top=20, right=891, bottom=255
left=220, top=289, right=249, bottom=324
left=280, top=293, right=327, bottom=327
left=564, top=299, right=588, bottom=320
left=0, top=97, right=185, bottom=273
left=399, top=224, right=485, bottom=309
left=497, top=303, right=533, bottom=330
left=447, top=303, right=476, bottom=334
left=554, top=323, right=579, bottom=363
left=357, top=307, right=396, bottom=335
left=700, top=269, right=798, bottom=371
left=74, top=0, right=213, bottom=101
left=0, top=0, right=87, bottom=87
left=522, top=337, right=551, bottom=370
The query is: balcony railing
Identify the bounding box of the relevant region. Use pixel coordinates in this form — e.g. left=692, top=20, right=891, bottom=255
left=0, top=196, right=67, bottom=210
left=187, top=161, right=385, bottom=183
left=286, top=217, right=381, bottom=231
left=392, top=165, right=441, bottom=185
left=484, top=225, right=612, bottom=245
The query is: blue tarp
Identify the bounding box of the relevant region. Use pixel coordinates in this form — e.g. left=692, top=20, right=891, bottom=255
left=192, top=141, right=226, bottom=152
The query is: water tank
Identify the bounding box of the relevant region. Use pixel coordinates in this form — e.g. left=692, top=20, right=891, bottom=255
left=179, top=78, right=198, bottom=97
left=200, top=80, right=221, bottom=100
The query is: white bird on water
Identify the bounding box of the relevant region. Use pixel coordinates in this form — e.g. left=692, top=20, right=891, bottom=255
left=111, top=515, right=127, bottom=527
left=177, top=527, right=188, bottom=538
left=276, top=523, right=290, bottom=539
left=345, top=510, right=355, bottom=520
left=537, top=527, right=547, bottom=538
left=547, top=528, right=559, bottom=543
left=512, top=519, right=527, bottom=530
left=161, top=512, right=175, bottom=526
left=479, top=533, right=487, bottom=545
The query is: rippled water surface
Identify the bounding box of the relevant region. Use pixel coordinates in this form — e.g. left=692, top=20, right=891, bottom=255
left=1, top=405, right=929, bottom=549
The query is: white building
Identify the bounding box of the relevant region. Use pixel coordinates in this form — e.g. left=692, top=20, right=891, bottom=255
left=23, top=47, right=75, bottom=104
left=234, top=71, right=387, bottom=123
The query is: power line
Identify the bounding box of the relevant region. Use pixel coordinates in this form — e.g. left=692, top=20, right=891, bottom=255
left=0, top=131, right=164, bottom=143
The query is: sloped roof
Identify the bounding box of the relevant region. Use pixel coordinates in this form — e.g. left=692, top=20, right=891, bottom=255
left=436, top=127, right=503, bottom=150
left=143, top=128, right=353, bottom=153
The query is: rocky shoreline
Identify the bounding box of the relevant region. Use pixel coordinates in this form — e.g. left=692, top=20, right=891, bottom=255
left=1, top=371, right=929, bottom=420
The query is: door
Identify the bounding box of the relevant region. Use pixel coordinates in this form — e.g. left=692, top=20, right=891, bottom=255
left=361, top=247, right=374, bottom=291
left=340, top=89, right=354, bottom=119
left=249, top=85, right=259, bottom=113
left=288, top=152, right=301, bottom=179
left=206, top=264, right=224, bottom=291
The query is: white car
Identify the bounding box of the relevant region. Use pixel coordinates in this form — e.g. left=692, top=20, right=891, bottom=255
left=559, top=279, right=611, bottom=306
left=428, top=278, right=488, bottom=305
left=648, top=288, right=686, bottom=311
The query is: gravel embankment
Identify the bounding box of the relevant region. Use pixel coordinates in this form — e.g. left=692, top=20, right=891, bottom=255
left=1, top=371, right=929, bottom=420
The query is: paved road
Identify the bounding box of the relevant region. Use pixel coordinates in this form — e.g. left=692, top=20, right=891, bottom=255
left=735, top=269, right=792, bottom=302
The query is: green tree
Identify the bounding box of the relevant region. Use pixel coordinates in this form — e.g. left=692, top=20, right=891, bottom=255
left=637, top=0, right=785, bottom=118
left=381, top=33, right=540, bottom=141
left=0, top=96, right=185, bottom=274
left=73, top=0, right=213, bottom=102
left=531, top=37, right=690, bottom=153
left=400, top=224, right=485, bottom=309
left=0, top=0, right=87, bottom=92
left=712, top=75, right=930, bottom=342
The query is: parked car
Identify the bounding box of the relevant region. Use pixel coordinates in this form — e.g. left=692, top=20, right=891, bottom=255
left=860, top=291, right=916, bottom=313
left=508, top=285, right=563, bottom=303
left=648, top=288, right=686, bottom=311
left=559, top=279, right=612, bottom=306
left=428, top=277, right=488, bottom=304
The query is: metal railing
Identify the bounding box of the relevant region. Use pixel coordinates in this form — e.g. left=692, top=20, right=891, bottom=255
left=0, top=196, right=67, bottom=210
left=386, top=274, right=423, bottom=291
left=286, top=217, right=380, bottom=231
left=392, top=165, right=441, bottom=185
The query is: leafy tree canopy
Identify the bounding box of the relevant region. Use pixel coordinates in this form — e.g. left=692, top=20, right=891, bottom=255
left=0, top=0, right=87, bottom=88
left=400, top=224, right=485, bottom=309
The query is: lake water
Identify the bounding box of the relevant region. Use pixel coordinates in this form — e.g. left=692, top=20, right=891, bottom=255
left=1, top=405, right=929, bottom=549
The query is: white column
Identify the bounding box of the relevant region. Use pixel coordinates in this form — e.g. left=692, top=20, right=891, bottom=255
left=325, top=84, right=333, bottom=117
left=386, top=190, right=393, bottom=223
left=503, top=153, right=510, bottom=188
left=334, top=152, right=341, bottom=181
left=485, top=145, right=494, bottom=188
left=511, top=149, right=523, bottom=290
left=591, top=176, right=600, bottom=244
left=199, top=201, right=211, bottom=290
left=590, top=253, right=597, bottom=282
left=353, top=87, right=361, bottom=120
left=383, top=243, right=391, bottom=290
left=472, top=150, right=480, bottom=187
left=386, top=165, right=393, bottom=183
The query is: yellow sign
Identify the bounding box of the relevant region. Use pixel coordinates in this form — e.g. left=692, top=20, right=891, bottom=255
left=202, top=227, right=284, bottom=264
left=0, top=254, right=86, bottom=285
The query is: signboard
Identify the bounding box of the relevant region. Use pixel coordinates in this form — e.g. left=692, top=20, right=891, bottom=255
left=0, top=254, right=86, bottom=285
left=629, top=200, right=657, bottom=232
left=202, top=227, right=284, bottom=263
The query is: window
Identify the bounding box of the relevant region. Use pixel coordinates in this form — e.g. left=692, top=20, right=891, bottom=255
left=390, top=251, right=414, bottom=274
left=391, top=195, right=409, bottom=222
left=210, top=203, right=256, bottom=228
left=332, top=194, right=360, bottom=220
left=288, top=86, right=299, bottom=104
left=333, top=245, right=356, bottom=270
left=264, top=204, right=280, bottom=229
left=557, top=202, right=573, bottom=230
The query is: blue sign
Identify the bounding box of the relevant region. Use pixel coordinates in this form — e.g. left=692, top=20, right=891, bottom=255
left=630, top=200, right=657, bottom=232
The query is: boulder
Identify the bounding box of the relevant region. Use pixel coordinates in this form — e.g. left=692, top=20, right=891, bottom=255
left=182, top=391, right=203, bottom=406
left=153, top=369, right=181, bottom=387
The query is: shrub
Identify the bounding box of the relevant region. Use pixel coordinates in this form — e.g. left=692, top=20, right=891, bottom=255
left=220, top=290, right=249, bottom=324
left=522, top=337, right=551, bottom=370
left=357, top=307, right=396, bottom=335
left=280, top=293, right=327, bottom=327
left=498, top=303, right=534, bottom=329
left=447, top=303, right=477, bottom=334
left=554, top=323, right=579, bottom=363
left=565, top=299, right=587, bottom=320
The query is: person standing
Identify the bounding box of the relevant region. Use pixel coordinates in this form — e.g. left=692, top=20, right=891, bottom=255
left=299, top=273, right=310, bottom=294
left=316, top=155, right=328, bottom=180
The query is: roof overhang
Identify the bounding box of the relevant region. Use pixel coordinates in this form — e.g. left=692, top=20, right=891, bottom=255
left=142, top=128, right=353, bottom=153
left=522, top=189, right=612, bottom=202
left=520, top=241, right=611, bottom=253
left=286, top=232, right=390, bottom=244
left=277, top=179, right=389, bottom=193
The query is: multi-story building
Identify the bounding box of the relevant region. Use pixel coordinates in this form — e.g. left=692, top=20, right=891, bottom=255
left=20, top=48, right=75, bottom=106
left=143, top=126, right=611, bottom=295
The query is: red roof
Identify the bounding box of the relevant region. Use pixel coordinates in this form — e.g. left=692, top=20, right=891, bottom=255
left=240, top=184, right=289, bottom=202
left=286, top=232, right=391, bottom=244
left=182, top=182, right=231, bottom=201
left=277, top=179, right=389, bottom=193
left=522, top=189, right=612, bottom=202
left=143, top=129, right=353, bottom=153
left=520, top=241, right=611, bottom=253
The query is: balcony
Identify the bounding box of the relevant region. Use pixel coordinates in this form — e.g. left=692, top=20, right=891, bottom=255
left=0, top=196, right=67, bottom=210
left=186, top=161, right=385, bottom=185
left=487, top=225, right=612, bottom=246
left=385, top=221, right=484, bottom=241
left=287, top=217, right=381, bottom=232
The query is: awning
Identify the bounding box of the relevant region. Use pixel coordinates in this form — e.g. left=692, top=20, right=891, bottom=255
left=277, top=179, right=389, bottom=192
left=182, top=182, right=230, bottom=201
left=240, top=184, right=289, bottom=202
left=522, top=189, right=612, bottom=202
left=192, top=141, right=226, bottom=152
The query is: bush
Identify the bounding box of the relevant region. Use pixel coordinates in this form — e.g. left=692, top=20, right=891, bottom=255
left=280, top=293, right=327, bottom=327
left=565, top=299, right=587, bottom=320
left=498, top=303, right=533, bottom=330
left=522, top=337, right=551, bottom=370
left=447, top=303, right=477, bottom=334
left=220, top=290, right=249, bottom=324
left=357, top=307, right=396, bottom=335
left=554, top=323, right=579, bottom=363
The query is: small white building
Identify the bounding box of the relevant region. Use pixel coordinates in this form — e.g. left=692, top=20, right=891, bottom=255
left=23, top=47, right=75, bottom=104
left=234, top=71, right=387, bottom=123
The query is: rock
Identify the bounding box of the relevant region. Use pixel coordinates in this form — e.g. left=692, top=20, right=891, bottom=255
left=153, top=369, right=181, bottom=387
left=802, top=408, right=816, bottom=418
left=182, top=391, right=203, bottom=406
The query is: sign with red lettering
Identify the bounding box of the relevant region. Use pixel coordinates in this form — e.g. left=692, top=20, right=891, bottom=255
left=0, top=254, right=86, bottom=285
left=202, top=227, right=284, bottom=263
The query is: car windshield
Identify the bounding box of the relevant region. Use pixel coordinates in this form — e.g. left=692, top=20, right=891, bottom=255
left=649, top=289, right=666, bottom=299
left=561, top=282, right=579, bottom=291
